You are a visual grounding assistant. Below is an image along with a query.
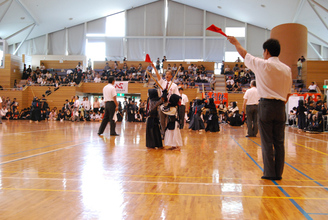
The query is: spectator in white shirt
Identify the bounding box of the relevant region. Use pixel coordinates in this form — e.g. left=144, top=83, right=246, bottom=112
left=94, top=74, right=101, bottom=83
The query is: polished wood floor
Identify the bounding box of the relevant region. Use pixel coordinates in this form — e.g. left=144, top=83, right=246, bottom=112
left=0, top=119, right=327, bottom=220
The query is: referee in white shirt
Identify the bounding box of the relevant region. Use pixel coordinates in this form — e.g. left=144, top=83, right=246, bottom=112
left=242, top=80, right=260, bottom=137
left=228, top=37, right=292, bottom=181
left=98, top=76, right=119, bottom=136
left=178, top=88, right=189, bottom=129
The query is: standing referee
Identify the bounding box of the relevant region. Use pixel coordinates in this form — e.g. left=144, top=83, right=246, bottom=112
left=98, top=76, right=119, bottom=136
left=242, top=80, right=259, bottom=137
left=228, top=36, right=292, bottom=180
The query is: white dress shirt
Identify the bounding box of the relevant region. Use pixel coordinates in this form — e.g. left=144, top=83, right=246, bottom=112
left=245, top=53, right=292, bottom=102
left=243, top=87, right=260, bottom=105
left=103, top=84, right=117, bottom=101
left=159, top=79, right=180, bottom=97
left=180, top=93, right=189, bottom=106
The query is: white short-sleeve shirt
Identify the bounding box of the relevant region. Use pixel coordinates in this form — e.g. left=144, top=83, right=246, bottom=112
left=244, top=53, right=292, bottom=102
left=103, top=84, right=117, bottom=101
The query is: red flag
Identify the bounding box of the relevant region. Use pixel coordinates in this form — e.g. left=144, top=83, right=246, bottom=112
left=206, top=24, right=227, bottom=37
left=145, top=54, right=152, bottom=63
left=242, top=112, right=245, bottom=122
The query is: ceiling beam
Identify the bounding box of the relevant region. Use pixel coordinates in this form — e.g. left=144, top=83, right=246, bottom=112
left=14, top=0, right=40, bottom=25
left=0, top=0, right=10, bottom=6
left=13, top=23, right=35, bottom=55
left=307, top=0, right=328, bottom=31
left=4, top=23, right=35, bottom=40
left=311, top=0, right=328, bottom=13
left=0, top=0, right=13, bottom=23
left=308, top=31, right=328, bottom=46
left=308, top=41, right=323, bottom=60
left=293, top=0, right=306, bottom=23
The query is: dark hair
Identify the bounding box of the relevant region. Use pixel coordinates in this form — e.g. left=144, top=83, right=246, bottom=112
left=263, top=38, right=280, bottom=57
left=251, top=80, right=256, bottom=87
left=108, top=76, right=115, bottom=83
left=179, top=88, right=183, bottom=91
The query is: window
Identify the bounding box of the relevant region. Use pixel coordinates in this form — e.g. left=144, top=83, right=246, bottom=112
left=106, top=12, right=125, bottom=37
left=225, top=27, right=245, bottom=37
left=86, top=42, right=106, bottom=61
left=225, top=52, right=243, bottom=62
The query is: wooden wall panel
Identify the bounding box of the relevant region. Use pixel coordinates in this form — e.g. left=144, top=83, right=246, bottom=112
left=306, top=61, right=328, bottom=91
left=93, top=61, right=149, bottom=70
left=227, top=93, right=244, bottom=108
left=163, top=62, right=215, bottom=71
left=40, top=60, right=83, bottom=69
left=10, top=55, right=23, bottom=87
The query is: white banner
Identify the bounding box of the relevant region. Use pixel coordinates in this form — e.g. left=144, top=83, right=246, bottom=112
left=114, top=81, right=128, bottom=93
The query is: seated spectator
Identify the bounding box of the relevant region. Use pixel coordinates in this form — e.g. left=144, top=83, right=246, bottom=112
left=90, top=111, right=101, bottom=122
left=6, top=109, right=12, bottom=120
left=233, top=64, right=239, bottom=72
left=226, top=82, right=233, bottom=92
left=0, top=106, right=8, bottom=123
left=94, top=74, right=101, bottom=83
left=45, top=87, right=52, bottom=96
left=134, top=110, right=143, bottom=122
left=308, top=82, right=317, bottom=92
left=172, top=64, right=177, bottom=71
left=48, top=109, right=57, bottom=121
left=233, top=82, right=242, bottom=92
left=226, top=76, right=234, bottom=85
left=104, top=62, right=111, bottom=72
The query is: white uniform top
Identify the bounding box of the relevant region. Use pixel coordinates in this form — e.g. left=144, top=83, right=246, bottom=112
left=243, top=87, right=260, bottom=105
left=159, top=79, right=180, bottom=97
left=103, top=84, right=117, bottom=102
left=180, top=93, right=189, bottom=106
left=245, top=53, right=292, bottom=102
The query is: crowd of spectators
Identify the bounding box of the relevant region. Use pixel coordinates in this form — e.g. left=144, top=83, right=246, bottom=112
left=223, top=62, right=254, bottom=92
left=289, top=94, right=327, bottom=132
left=19, top=61, right=216, bottom=91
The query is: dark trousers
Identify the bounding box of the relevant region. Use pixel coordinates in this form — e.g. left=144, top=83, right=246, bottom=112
left=246, top=105, right=258, bottom=136
left=258, top=99, right=286, bottom=178
left=98, top=101, right=116, bottom=135
left=179, top=105, right=186, bottom=129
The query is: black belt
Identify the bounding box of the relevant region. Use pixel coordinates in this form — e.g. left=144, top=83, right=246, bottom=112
left=259, top=98, right=283, bottom=102
left=105, top=101, right=114, bottom=103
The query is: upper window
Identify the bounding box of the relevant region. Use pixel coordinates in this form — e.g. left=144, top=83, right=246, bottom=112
left=225, top=27, right=245, bottom=37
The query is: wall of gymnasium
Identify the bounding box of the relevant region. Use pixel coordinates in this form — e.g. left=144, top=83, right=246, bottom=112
left=8, top=0, right=273, bottom=69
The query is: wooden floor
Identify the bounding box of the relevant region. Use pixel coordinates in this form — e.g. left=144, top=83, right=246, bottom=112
left=0, top=120, right=327, bottom=220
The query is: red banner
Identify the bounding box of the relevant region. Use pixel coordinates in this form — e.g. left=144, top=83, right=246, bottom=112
left=291, top=93, right=321, bottom=102
left=202, top=92, right=228, bottom=107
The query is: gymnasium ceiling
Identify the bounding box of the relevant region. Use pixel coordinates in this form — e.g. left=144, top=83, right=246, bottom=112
left=0, top=0, right=327, bottom=48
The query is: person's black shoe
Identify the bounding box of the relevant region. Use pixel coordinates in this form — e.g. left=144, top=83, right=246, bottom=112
left=97, top=133, right=103, bottom=136
left=110, top=133, right=119, bottom=136
left=261, top=176, right=282, bottom=180
left=245, top=135, right=252, bottom=137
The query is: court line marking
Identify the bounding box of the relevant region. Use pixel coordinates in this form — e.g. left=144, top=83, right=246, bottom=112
left=286, top=130, right=328, bottom=143
left=0, top=125, right=87, bottom=136
left=231, top=136, right=312, bottom=220
left=308, top=213, right=328, bottom=215
left=293, top=142, right=328, bottom=156
left=1, top=170, right=327, bottom=182
left=0, top=140, right=92, bottom=166
left=1, top=187, right=328, bottom=200
left=248, top=138, right=328, bottom=192
left=0, top=138, right=90, bottom=158
left=1, top=176, right=327, bottom=188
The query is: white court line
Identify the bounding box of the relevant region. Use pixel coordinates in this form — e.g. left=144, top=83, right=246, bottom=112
left=1, top=176, right=327, bottom=189
left=286, top=130, right=328, bottom=143
left=0, top=140, right=92, bottom=165
left=0, top=124, right=88, bottom=136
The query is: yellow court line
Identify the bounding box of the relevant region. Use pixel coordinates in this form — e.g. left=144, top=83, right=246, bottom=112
left=1, top=187, right=328, bottom=200
left=1, top=170, right=328, bottom=182
left=293, top=142, right=328, bottom=156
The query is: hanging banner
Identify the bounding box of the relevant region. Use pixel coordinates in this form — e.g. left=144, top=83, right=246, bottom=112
left=291, top=93, right=321, bottom=102
left=202, top=92, right=228, bottom=107
left=114, top=81, right=128, bottom=93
